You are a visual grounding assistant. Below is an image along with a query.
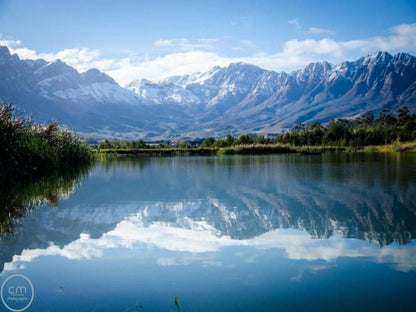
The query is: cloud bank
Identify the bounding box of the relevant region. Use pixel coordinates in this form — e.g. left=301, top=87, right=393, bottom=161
left=1, top=23, right=416, bottom=85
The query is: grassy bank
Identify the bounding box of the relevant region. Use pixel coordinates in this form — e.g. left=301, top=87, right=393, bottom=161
left=356, top=141, right=416, bottom=153
left=0, top=102, right=94, bottom=182
left=99, top=147, right=218, bottom=156
left=97, top=141, right=416, bottom=157
left=98, top=145, right=298, bottom=157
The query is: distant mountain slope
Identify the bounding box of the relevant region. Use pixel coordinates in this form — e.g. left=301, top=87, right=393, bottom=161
left=127, top=51, right=416, bottom=135
left=1, top=45, right=415, bottom=139
left=0, top=46, right=145, bottom=132
left=0, top=46, right=185, bottom=137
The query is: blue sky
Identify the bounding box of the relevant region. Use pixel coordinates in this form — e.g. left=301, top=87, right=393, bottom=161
left=0, top=0, right=415, bottom=85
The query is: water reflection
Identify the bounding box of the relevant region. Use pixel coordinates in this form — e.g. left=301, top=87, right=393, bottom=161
left=4, top=211, right=416, bottom=273
left=1, top=154, right=415, bottom=274
left=92, top=154, right=416, bottom=245
left=0, top=166, right=90, bottom=237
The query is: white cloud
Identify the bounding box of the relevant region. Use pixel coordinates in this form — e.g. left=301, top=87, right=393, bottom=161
left=199, top=38, right=219, bottom=44
left=305, top=27, right=335, bottom=35
left=107, top=51, right=232, bottom=85
left=3, top=40, right=105, bottom=71
left=0, top=39, right=21, bottom=47
left=283, top=23, right=416, bottom=58
left=241, top=39, right=258, bottom=49
left=288, top=18, right=335, bottom=36
left=107, top=51, right=321, bottom=85
left=153, top=38, right=218, bottom=51
left=1, top=23, right=416, bottom=85
left=288, top=19, right=301, bottom=29
left=283, top=38, right=345, bottom=56
left=154, top=39, right=175, bottom=47
left=111, top=22, right=416, bottom=84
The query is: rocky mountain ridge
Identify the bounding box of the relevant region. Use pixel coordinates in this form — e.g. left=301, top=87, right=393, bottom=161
left=1, top=46, right=415, bottom=139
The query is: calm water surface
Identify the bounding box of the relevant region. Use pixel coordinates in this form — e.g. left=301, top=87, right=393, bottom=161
left=1, top=153, right=416, bottom=311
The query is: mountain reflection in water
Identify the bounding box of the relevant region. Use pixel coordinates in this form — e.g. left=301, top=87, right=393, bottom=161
left=1, top=153, right=415, bottom=273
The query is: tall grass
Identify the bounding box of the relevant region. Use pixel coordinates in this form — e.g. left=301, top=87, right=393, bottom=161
left=0, top=102, right=93, bottom=182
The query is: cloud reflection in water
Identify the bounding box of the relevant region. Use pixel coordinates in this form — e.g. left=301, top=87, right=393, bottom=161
left=4, top=211, right=416, bottom=273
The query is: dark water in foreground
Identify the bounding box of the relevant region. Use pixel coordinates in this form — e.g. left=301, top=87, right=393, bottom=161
left=0, top=153, right=416, bottom=311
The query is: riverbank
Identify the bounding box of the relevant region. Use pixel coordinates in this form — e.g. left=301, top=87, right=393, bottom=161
left=356, top=141, right=416, bottom=152
left=97, top=140, right=416, bottom=157
left=98, top=145, right=313, bottom=157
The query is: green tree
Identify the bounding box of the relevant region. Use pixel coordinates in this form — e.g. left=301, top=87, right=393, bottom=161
left=323, top=119, right=352, bottom=146
left=225, top=133, right=235, bottom=147
left=202, top=137, right=216, bottom=147
left=234, top=134, right=254, bottom=145
left=362, top=111, right=375, bottom=128
left=398, top=106, right=410, bottom=125
left=99, top=139, right=111, bottom=149
left=137, top=138, right=147, bottom=148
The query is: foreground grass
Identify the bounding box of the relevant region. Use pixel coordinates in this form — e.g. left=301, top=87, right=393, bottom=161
left=0, top=102, right=94, bottom=182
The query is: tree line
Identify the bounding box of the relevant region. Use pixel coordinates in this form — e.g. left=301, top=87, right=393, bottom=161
left=98, top=106, right=415, bottom=150
left=276, top=106, right=416, bottom=146
left=98, top=133, right=275, bottom=150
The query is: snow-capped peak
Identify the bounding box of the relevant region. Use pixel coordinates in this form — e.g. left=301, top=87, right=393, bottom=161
left=81, top=69, right=116, bottom=84
left=359, top=51, right=392, bottom=66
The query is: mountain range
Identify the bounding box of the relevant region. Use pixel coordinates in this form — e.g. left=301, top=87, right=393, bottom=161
left=1, top=46, right=415, bottom=140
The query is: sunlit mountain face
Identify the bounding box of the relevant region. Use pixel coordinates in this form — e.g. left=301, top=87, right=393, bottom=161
left=1, top=46, right=416, bottom=139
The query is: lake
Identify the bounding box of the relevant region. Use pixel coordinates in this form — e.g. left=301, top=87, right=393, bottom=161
left=1, top=153, right=416, bottom=311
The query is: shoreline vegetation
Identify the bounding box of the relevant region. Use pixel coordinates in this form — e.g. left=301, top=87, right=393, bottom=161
left=0, top=102, right=93, bottom=183
left=0, top=102, right=92, bottom=235
left=2, top=100, right=416, bottom=182
left=98, top=106, right=416, bottom=156
left=4, top=102, right=414, bottom=234
left=98, top=141, right=416, bottom=157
